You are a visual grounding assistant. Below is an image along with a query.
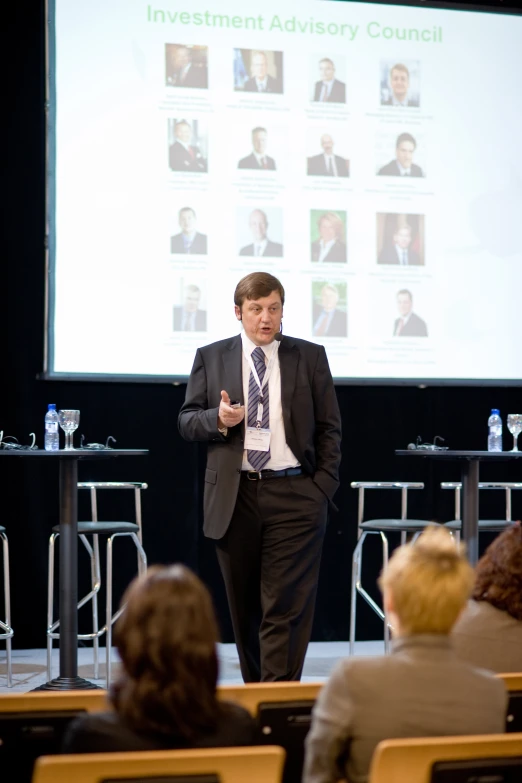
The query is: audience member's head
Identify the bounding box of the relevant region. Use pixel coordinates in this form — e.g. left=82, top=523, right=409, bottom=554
left=110, top=564, right=220, bottom=739
left=472, top=521, right=522, bottom=620
left=379, top=525, right=474, bottom=636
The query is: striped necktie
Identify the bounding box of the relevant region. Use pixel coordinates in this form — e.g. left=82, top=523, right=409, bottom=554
left=247, top=347, right=270, bottom=471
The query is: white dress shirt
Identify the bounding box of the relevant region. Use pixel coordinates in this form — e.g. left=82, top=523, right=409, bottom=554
left=394, top=245, right=409, bottom=265
left=323, top=154, right=337, bottom=176
left=241, top=331, right=299, bottom=471
left=397, top=161, right=411, bottom=176
left=253, top=238, right=268, bottom=257
left=320, top=79, right=334, bottom=100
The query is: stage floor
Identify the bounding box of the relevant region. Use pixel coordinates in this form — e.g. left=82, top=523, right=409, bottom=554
left=0, top=641, right=385, bottom=693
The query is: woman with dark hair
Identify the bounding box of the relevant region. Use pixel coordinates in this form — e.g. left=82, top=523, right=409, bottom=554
left=452, top=521, right=522, bottom=672
left=62, top=565, right=256, bottom=753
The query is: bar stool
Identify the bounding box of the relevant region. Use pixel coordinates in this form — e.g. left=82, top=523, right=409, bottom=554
left=0, top=526, right=13, bottom=687
left=349, top=481, right=431, bottom=655
left=441, top=482, right=522, bottom=540
left=47, top=482, right=148, bottom=688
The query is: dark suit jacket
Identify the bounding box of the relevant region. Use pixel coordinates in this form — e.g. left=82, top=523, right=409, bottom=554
left=243, top=74, right=282, bottom=94
left=378, top=159, right=423, bottom=177
left=394, top=312, right=428, bottom=337
left=170, top=232, right=207, bottom=254
left=312, top=304, right=347, bottom=337
left=62, top=702, right=256, bottom=754
left=238, top=153, right=276, bottom=170
left=168, top=64, right=208, bottom=89
left=311, top=240, right=346, bottom=263
left=307, top=154, right=349, bottom=177
left=378, top=245, right=422, bottom=266
left=239, top=239, right=283, bottom=257
left=173, top=307, right=207, bottom=332
left=169, top=141, right=207, bottom=173
left=313, top=79, right=345, bottom=103
left=178, top=334, right=342, bottom=539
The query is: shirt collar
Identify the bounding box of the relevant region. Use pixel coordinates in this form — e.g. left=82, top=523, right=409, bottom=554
left=241, top=330, right=276, bottom=358
left=391, top=634, right=453, bottom=654
left=397, top=161, right=411, bottom=175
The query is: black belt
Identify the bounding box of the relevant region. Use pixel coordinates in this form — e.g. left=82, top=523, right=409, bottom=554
left=241, top=468, right=303, bottom=481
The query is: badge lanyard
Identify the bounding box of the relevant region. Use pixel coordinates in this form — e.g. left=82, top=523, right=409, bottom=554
left=244, top=342, right=278, bottom=428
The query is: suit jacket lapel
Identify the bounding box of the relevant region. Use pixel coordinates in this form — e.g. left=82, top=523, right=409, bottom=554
left=222, top=335, right=244, bottom=405
left=279, top=337, right=299, bottom=444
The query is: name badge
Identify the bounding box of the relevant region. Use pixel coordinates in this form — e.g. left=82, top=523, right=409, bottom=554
left=245, top=427, right=271, bottom=452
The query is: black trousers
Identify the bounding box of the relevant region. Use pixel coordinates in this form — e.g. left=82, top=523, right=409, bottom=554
left=215, top=473, right=328, bottom=682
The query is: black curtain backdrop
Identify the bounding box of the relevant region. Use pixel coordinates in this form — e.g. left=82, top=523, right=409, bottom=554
left=4, top=1, right=521, bottom=651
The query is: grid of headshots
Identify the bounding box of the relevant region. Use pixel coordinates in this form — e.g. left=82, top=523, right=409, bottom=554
left=160, top=42, right=432, bottom=347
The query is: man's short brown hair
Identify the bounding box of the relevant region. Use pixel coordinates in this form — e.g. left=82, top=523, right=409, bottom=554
left=234, top=272, right=285, bottom=308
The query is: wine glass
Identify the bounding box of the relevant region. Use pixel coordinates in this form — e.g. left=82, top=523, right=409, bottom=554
left=58, top=409, right=80, bottom=450
left=507, top=414, right=522, bottom=452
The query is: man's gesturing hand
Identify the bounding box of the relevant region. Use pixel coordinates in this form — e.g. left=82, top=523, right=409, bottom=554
left=218, top=390, right=245, bottom=429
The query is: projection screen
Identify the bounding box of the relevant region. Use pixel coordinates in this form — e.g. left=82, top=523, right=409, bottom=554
left=45, top=0, right=522, bottom=383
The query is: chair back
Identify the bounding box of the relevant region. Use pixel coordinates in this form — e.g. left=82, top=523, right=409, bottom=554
left=0, top=691, right=110, bottom=783
left=32, top=745, right=286, bottom=783
left=368, top=733, right=522, bottom=783
left=497, top=674, right=522, bottom=733
left=218, top=682, right=322, bottom=783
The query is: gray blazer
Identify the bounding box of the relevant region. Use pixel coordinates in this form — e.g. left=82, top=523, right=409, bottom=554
left=452, top=599, right=522, bottom=673
left=303, top=634, right=507, bottom=783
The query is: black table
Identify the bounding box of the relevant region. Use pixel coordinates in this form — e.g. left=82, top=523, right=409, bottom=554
left=395, top=450, right=522, bottom=566
left=0, top=448, right=148, bottom=689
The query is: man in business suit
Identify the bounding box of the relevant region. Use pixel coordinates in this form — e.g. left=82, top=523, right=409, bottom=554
left=169, top=120, right=207, bottom=173
left=303, top=526, right=507, bottom=783
left=378, top=132, right=424, bottom=177
left=393, top=289, right=428, bottom=337
left=170, top=207, right=207, bottom=254
left=166, top=45, right=208, bottom=89
left=307, top=134, right=349, bottom=177
left=312, top=284, right=347, bottom=337
left=242, top=50, right=282, bottom=94
left=173, top=284, right=207, bottom=332
left=178, top=272, right=341, bottom=682
left=238, top=127, right=276, bottom=170
left=312, top=58, right=346, bottom=104
left=381, top=63, right=419, bottom=107
left=239, top=209, right=283, bottom=257
left=378, top=224, right=422, bottom=266
left=311, top=212, right=347, bottom=263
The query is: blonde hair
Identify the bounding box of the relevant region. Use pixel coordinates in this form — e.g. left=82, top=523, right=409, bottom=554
left=378, top=526, right=474, bottom=635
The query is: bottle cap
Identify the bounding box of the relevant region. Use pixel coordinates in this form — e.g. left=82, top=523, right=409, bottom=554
left=491, top=408, right=500, bottom=415
left=48, top=403, right=56, bottom=410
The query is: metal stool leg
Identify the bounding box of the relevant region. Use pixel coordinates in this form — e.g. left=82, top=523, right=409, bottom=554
left=0, top=532, right=13, bottom=687
left=46, top=532, right=58, bottom=681
left=349, top=533, right=365, bottom=656
left=381, top=532, right=391, bottom=654
left=106, top=535, right=114, bottom=689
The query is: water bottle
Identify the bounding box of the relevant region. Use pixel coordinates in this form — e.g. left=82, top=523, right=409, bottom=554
left=44, top=403, right=60, bottom=451
left=487, top=408, right=502, bottom=452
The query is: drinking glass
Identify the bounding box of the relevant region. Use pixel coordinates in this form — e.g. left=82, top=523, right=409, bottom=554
left=58, top=409, right=80, bottom=450
left=507, top=414, right=522, bottom=452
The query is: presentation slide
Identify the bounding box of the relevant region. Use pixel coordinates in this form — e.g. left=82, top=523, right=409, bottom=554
left=48, top=0, right=522, bottom=382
